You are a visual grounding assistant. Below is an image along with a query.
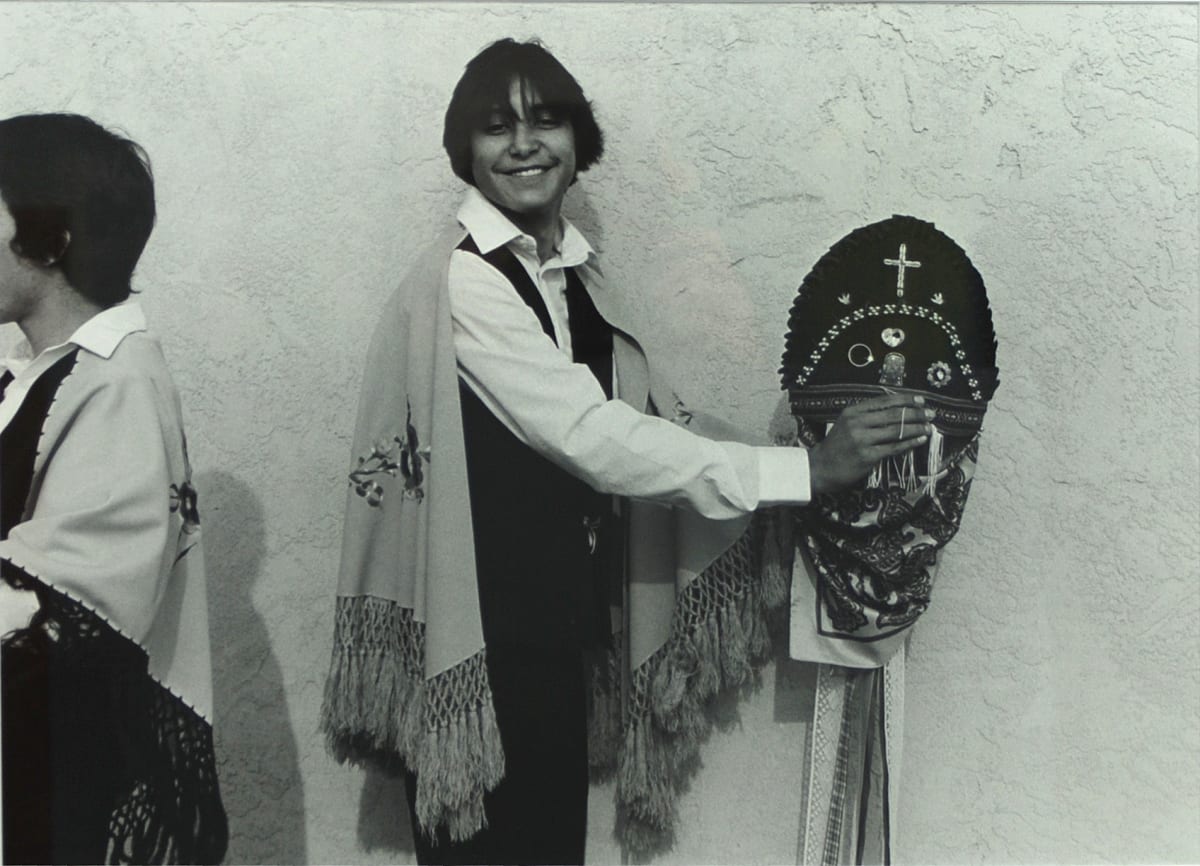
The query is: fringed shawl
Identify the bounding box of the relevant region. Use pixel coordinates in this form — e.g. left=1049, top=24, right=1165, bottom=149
left=320, top=225, right=792, bottom=850
left=1, top=331, right=227, bottom=864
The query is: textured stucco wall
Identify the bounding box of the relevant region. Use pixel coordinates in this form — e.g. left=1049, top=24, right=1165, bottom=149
left=1, top=4, right=1196, bottom=864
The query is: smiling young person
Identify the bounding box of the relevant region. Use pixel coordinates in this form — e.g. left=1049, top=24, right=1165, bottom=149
left=0, top=113, right=226, bottom=865
left=321, top=38, right=931, bottom=865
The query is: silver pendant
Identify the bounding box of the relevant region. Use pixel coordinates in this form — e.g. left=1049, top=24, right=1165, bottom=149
left=879, top=352, right=906, bottom=386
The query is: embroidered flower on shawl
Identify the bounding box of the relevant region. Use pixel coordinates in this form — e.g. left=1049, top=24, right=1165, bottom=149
left=169, top=482, right=201, bottom=534
left=349, top=398, right=429, bottom=506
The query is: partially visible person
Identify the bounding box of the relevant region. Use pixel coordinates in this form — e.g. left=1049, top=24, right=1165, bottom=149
left=0, top=113, right=227, bottom=865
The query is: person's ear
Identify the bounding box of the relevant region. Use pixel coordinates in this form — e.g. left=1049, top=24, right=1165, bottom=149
left=41, top=229, right=70, bottom=267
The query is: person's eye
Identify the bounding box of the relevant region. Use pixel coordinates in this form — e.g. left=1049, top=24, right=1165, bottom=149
left=482, top=117, right=510, bottom=135
left=533, top=111, right=562, bottom=129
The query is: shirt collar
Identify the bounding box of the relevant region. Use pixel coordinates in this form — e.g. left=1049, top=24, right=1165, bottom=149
left=2, top=301, right=147, bottom=372
left=70, top=301, right=148, bottom=358
left=456, top=186, right=598, bottom=270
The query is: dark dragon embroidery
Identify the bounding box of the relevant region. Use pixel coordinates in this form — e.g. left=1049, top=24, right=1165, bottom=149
left=349, top=398, right=430, bottom=506
left=169, top=482, right=201, bottom=534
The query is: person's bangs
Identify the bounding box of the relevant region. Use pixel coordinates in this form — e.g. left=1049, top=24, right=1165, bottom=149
left=468, top=73, right=575, bottom=130
left=515, top=68, right=581, bottom=119
left=457, top=76, right=510, bottom=131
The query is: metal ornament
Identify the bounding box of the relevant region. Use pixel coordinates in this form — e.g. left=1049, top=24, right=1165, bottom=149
left=926, top=361, right=952, bottom=389
left=883, top=243, right=922, bottom=298
left=848, top=343, right=875, bottom=368
left=881, top=327, right=906, bottom=348
left=879, top=352, right=906, bottom=386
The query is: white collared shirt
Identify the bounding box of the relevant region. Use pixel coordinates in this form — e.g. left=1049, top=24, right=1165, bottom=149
left=0, top=301, right=148, bottom=434
left=448, top=189, right=810, bottom=520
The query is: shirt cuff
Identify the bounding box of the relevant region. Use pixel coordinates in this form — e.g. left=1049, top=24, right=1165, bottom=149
left=755, top=445, right=812, bottom=506
left=0, top=580, right=40, bottom=637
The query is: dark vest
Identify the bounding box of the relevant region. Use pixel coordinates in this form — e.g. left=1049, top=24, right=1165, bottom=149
left=457, top=237, right=616, bottom=650
left=1, top=352, right=79, bottom=537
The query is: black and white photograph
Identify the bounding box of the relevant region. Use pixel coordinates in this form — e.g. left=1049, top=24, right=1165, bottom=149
left=0, top=2, right=1196, bottom=864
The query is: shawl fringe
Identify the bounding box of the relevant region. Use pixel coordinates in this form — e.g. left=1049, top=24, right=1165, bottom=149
left=321, top=512, right=793, bottom=850
left=616, top=511, right=793, bottom=851
left=586, top=643, right=624, bottom=780
left=320, top=596, right=504, bottom=842
left=2, top=567, right=228, bottom=865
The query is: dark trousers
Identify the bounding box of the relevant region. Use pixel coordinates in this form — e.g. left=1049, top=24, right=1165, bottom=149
left=404, top=643, right=589, bottom=866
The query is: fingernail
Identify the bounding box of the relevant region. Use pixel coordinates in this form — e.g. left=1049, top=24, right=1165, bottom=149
left=926, top=409, right=937, bottom=419
left=918, top=434, right=928, bottom=443
left=914, top=396, right=925, bottom=406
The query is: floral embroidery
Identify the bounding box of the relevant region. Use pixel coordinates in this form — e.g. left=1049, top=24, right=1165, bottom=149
left=350, top=399, right=429, bottom=506
left=170, top=481, right=202, bottom=564
left=169, top=482, right=201, bottom=534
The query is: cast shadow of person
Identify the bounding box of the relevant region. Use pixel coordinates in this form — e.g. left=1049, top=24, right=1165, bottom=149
left=198, top=470, right=308, bottom=864
left=356, top=763, right=416, bottom=856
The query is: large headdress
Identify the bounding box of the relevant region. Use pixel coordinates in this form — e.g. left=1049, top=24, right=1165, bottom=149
left=780, top=215, right=998, bottom=656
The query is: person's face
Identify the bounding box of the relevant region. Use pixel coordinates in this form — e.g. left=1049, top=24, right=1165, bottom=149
left=470, top=78, right=576, bottom=232
left=0, top=203, right=43, bottom=326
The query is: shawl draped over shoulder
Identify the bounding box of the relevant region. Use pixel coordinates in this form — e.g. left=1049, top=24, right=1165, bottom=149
left=320, top=225, right=794, bottom=851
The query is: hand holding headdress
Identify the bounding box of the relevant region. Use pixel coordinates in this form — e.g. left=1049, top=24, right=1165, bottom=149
left=780, top=214, right=999, bottom=656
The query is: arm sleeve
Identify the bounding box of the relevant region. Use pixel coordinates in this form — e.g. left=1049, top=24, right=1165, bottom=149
left=0, top=374, right=174, bottom=644
left=0, top=581, right=39, bottom=635
left=449, top=250, right=811, bottom=520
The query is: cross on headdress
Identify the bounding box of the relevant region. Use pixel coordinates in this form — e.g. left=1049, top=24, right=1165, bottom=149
left=883, top=243, right=921, bottom=297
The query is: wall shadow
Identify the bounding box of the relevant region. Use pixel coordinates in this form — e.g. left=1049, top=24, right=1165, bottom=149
left=199, top=470, right=308, bottom=865
left=566, top=185, right=604, bottom=258
left=773, top=656, right=817, bottom=725
left=356, top=766, right=416, bottom=856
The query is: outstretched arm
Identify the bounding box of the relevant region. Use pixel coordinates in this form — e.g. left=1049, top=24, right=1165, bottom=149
left=450, top=250, right=811, bottom=519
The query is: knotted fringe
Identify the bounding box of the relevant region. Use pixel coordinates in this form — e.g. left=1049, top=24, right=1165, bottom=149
left=319, top=596, right=504, bottom=842
left=758, top=505, right=796, bottom=612
left=587, top=642, right=624, bottom=779
left=3, top=568, right=230, bottom=865
left=616, top=511, right=794, bottom=852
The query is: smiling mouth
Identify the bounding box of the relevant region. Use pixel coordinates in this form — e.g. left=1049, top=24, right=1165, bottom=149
left=502, top=164, right=555, bottom=177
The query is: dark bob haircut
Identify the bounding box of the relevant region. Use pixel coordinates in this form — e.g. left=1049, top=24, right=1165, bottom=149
left=443, top=38, right=604, bottom=187
left=0, top=113, right=156, bottom=308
